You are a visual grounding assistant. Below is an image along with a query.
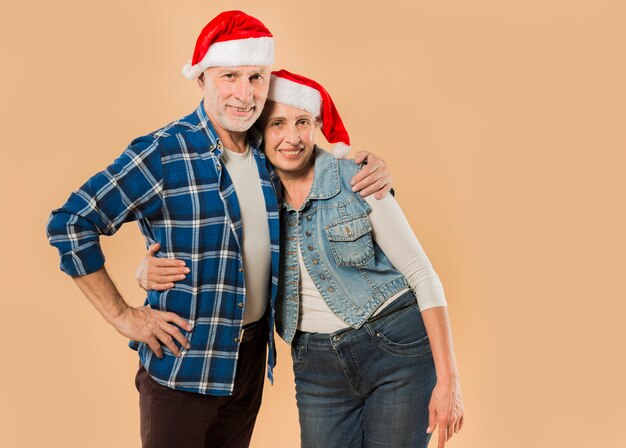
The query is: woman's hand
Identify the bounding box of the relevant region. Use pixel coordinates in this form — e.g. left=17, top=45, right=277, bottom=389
left=427, top=378, right=464, bottom=447
left=136, top=242, right=189, bottom=291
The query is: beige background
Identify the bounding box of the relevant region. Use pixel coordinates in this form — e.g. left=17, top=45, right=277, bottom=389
left=1, top=0, right=625, bottom=447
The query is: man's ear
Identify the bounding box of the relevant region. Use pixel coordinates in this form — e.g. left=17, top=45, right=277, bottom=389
left=197, top=73, right=205, bottom=89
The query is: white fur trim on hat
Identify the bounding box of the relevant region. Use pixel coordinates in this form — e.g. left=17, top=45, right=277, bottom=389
left=333, top=142, right=350, bottom=159
left=182, top=37, right=274, bottom=80
left=268, top=75, right=323, bottom=117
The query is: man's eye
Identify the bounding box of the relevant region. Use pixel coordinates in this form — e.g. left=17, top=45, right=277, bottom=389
left=223, top=74, right=235, bottom=79
left=250, top=74, right=263, bottom=81
left=270, top=121, right=283, bottom=127
left=297, top=120, right=310, bottom=126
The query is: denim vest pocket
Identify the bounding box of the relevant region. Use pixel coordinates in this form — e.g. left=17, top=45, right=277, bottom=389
left=325, top=215, right=375, bottom=267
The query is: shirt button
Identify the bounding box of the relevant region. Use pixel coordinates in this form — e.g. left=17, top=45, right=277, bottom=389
left=305, top=231, right=311, bottom=237
left=234, top=337, right=240, bottom=343
left=238, top=266, right=243, bottom=272
left=312, top=259, right=318, bottom=265
left=307, top=245, right=314, bottom=251
left=328, top=287, right=334, bottom=292
left=238, top=302, right=244, bottom=308
left=217, top=164, right=222, bottom=171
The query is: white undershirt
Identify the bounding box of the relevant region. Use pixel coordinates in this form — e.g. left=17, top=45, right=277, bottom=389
left=297, top=194, right=447, bottom=333
left=221, top=146, right=271, bottom=325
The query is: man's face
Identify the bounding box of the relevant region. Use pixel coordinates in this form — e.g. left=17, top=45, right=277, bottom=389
left=200, top=65, right=271, bottom=135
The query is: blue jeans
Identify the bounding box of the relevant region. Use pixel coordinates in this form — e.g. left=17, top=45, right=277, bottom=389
left=291, top=291, right=436, bottom=448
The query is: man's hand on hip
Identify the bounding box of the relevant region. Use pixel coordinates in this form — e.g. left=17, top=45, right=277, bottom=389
left=72, top=266, right=192, bottom=360
left=111, top=305, right=192, bottom=359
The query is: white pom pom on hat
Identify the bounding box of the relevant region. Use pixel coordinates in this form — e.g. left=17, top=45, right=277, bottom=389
left=182, top=10, right=275, bottom=80
left=268, top=69, right=351, bottom=159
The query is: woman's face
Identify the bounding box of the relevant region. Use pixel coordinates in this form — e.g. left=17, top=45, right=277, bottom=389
left=261, top=101, right=317, bottom=176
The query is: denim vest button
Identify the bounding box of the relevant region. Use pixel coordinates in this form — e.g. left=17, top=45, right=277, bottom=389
left=305, top=231, right=311, bottom=237
left=328, top=287, right=334, bottom=292
left=320, top=274, right=326, bottom=280
left=312, top=259, right=319, bottom=265
left=306, top=215, right=312, bottom=221
left=307, top=245, right=314, bottom=251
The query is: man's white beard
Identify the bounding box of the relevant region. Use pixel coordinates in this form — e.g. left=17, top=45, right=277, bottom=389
left=216, top=114, right=256, bottom=132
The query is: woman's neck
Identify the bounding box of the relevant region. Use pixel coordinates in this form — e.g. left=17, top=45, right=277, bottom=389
left=278, top=163, right=315, bottom=211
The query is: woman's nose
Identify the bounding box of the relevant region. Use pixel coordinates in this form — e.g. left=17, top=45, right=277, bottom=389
left=285, top=125, right=300, bottom=144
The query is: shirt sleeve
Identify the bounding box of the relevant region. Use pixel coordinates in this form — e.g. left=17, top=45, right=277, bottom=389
left=364, top=194, right=447, bottom=310
left=46, top=136, right=164, bottom=276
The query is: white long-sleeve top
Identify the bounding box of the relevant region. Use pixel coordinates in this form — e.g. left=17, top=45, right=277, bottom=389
left=297, top=194, right=447, bottom=333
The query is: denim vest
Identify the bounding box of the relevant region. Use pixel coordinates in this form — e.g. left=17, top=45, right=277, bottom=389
left=275, top=148, right=409, bottom=344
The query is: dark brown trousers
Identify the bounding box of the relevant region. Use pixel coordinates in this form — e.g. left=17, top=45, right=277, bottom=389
left=135, top=321, right=267, bottom=448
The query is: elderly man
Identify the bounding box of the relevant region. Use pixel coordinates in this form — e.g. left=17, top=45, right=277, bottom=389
left=47, top=10, right=391, bottom=448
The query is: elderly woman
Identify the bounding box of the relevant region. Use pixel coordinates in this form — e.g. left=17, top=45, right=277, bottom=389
left=139, top=70, right=464, bottom=448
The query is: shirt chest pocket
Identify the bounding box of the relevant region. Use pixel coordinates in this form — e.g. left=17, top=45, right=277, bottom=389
left=324, top=215, right=375, bottom=267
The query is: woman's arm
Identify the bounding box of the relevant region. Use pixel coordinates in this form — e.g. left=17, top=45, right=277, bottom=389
left=421, top=306, right=464, bottom=447
left=365, top=195, right=464, bottom=447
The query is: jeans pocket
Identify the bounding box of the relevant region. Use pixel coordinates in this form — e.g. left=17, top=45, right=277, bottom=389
left=291, top=338, right=308, bottom=373
left=374, top=305, right=432, bottom=357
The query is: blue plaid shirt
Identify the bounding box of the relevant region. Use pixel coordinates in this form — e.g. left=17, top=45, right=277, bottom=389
left=47, top=101, right=280, bottom=396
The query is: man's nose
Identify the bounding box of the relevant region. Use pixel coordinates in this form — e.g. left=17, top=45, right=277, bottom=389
left=234, top=79, right=253, bottom=102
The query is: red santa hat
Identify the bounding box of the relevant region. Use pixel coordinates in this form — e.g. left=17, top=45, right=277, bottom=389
left=268, top=70, right=351, bottom=158
left=182, top=10, right=274, bottom=80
